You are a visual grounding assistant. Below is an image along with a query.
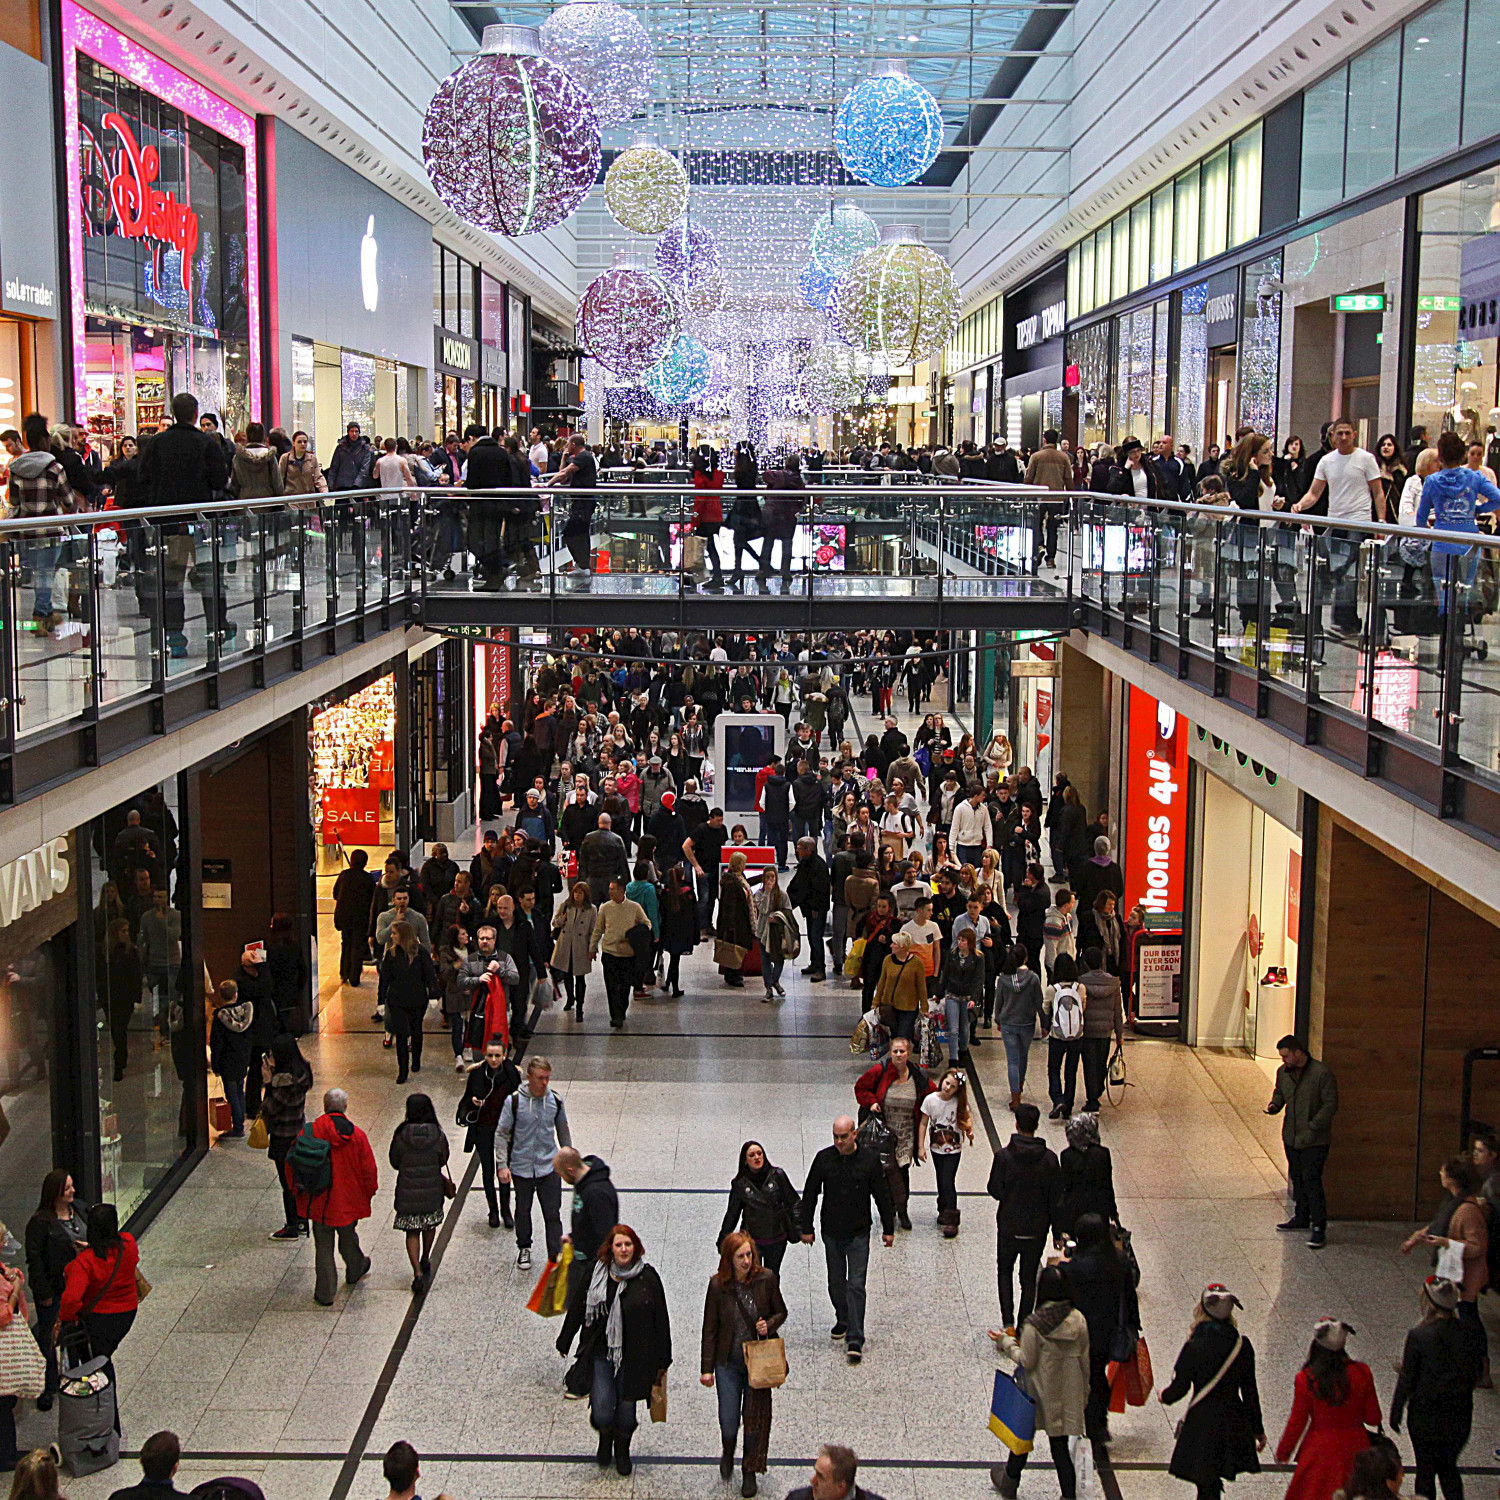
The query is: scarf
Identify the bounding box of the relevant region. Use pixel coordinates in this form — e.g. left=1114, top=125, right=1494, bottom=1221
left=1028, top=1299, right=1072, bottom=1336
left=585, top=1256, right=646, bottom=1371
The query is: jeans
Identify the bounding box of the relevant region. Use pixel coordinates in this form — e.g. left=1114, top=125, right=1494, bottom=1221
left=997, top=1234, right=1044, bottom=1327
left=1323, top=535, right=1361, bottom=630
left=564, top=530, right=593, bottom=573
left=1001, top=1025, right=1033, bottom=1095
left=470, top=1125, right=510, bottom=1221
left=762, top=533, right=794, bottom=582
left=696, top=874, right=716, bottom=934
left=590, top=1354, right=638, bottom=1435
left=823, top=1230, right=871, bottom=1345
left=33, top=1298, right=59, bottom=1395
left=269, top=1134, right=303, bottom=1229
left=956, top=843, right=985, bottom=870
left=758, top=1239, right=788, bottom=1276
left=1411, top=1430, right=1466, bottom=1500
left=1048, top=1037, right=1082, bottom=1109
left=602, top=952, right=634, bottom=1024
left=1004, top=1436, right=1076, bottom=1500
left=1086, top=1344, right=1112, bottom=1437
left=944, top=993, right=971, bottom=1058
left=339, top=928, right=366, bottom=986
left=145, top=961, right=177, bottom=1012
left=83, top=1308, right=134, bottom=1430
left=223, top=1069, right=247, bottom=1132
left=933, top=1151, right=961, bottom=1216
left=761, top=951, right=785, bottom=993
left=792, top=812, right=819, bottom=846
left=830, top=906, right=848, bottom=972
left=891, top=1007, right=917, bottom=1041
left=763, top=820, right=789, bottom=868
left=513, top=1170, right=564, bottom=1258
left=715, top=1360, right=751, bottom=1447
left=449, top=1010, right=467, bottom=1055
left=731, top=530, right=761, bottom=578
left=1286, top=1143, right=1329, bottom=1229
left=0, top=1394, right=16, bottom=1468
left=804, top=909, right=827, bottom=975
left=28, top=539, right=61, bottom=617
left=312, top=1221, right=366, bottom=1304
left=1080, top=1036, right=1111, bottom=1109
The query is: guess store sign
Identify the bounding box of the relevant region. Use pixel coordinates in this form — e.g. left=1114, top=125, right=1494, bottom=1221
left=1123, top=685, right=1187, bottom=928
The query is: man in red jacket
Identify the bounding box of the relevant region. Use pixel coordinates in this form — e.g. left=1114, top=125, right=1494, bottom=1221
left=288, top=1088, right=378, bottom=1306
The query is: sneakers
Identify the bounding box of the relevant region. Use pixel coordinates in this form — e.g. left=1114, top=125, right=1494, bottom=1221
left=1276, top=1218, right=1310, bottom=1232
left=454, top=1056, right=467, bottom=1072
left=1307, top=1228, right=1327, bottom=1250
left=518, top=1247, right=532, bottom=1270
left=846, top=1345, right=863, bottom=1365
left=830, top=1322, right=847, bottom=1340
left=269, top=1224, right=304, bottom=1241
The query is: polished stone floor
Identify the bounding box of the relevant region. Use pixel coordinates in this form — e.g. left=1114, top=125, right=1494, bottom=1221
left=25, top=927, right=1496, bottom=1500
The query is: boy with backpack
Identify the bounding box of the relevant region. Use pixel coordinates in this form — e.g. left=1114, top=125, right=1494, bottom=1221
left=1042, top=953, right=1086, bottom=1120
left=1042, top=887, right=1078, bottom=981
left=286, top=1087, right=378, bottom=1305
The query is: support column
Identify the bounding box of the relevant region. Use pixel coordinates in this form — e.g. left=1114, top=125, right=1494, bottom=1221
left=973, top=630, right=996, bottom=750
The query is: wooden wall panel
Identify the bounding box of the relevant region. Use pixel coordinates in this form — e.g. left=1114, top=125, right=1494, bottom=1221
left=1319, top=821, right=1430, bottom=1220
left=199, top=740, right=274, bottom=989
left=1417, top=891, right=1500, bottom=1217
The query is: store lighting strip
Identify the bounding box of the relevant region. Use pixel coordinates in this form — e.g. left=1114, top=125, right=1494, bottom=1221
left=61, top=0, right=262, bottom=421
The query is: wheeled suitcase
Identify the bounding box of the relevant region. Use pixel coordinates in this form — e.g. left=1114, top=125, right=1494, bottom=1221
left=58, top=1358, right=120, bottom=1476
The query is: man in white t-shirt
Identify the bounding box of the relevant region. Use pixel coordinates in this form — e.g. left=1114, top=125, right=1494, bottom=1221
left=527, top=428, right=549, bottom=476
left=1292, top=419, right=1383, bottom=632
left=899, top=896, right=942, bottom=976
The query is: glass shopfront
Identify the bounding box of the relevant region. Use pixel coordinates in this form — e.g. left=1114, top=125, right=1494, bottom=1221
left=64, top=2, right=259, bottom=442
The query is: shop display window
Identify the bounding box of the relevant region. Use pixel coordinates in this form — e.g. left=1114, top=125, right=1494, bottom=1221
left=1238, top=254, right=1282, bottom=441
left=311, top=675, right=397, bottom=859
left=1398, top=0, right=1464, bottom=175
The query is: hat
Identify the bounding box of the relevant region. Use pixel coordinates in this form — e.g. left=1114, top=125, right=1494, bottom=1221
left=1312, top=1318, right=1355, bottom=1351
left=660, top=790, right=675, bottom=809
left=1201, top=1284, right=1243, bottom=1320
left=1094, top=836, right=1112, bottom=857
left=1424, top=1276, right=1460, bottom=1311
left=649, top=754, right=662, bottom=765
left=241, top=942, right=267, bottom=966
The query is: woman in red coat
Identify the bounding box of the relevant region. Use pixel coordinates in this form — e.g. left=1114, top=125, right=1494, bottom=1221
left=1275, top=1318, right=1382, bottom=1500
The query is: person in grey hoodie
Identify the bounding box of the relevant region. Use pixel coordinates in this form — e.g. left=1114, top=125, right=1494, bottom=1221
left=496, top=1056, right=572, bottom=1269
left=996, top=944, right=1044, bottom=1111
left=1077, top=947, right=1124, bottom=1114
left=230, top=423, right=285, bottom=499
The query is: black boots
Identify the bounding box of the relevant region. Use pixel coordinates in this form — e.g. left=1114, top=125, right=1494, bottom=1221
left=939, top=1208, right=961, bottom=1239
left=614, top=1431, right=633, bottom=1476
left=721, top=1440, right=736, bottom=1480
left=595, top=1428, right=612, bottom=1468
left=741, top=1471, right=757, bottom=1496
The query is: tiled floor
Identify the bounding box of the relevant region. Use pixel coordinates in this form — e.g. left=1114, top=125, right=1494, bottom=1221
left=26, top=922, right=1497, bottom=1500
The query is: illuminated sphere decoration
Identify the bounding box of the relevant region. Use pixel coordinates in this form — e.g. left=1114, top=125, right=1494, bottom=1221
left=796, top=261, right=838, bottom=311
left=835, top=224, right=959, bottom=365
left=681, top=271, right=725, bottom=318
left=800, top=345, right=870, bottom=414
left=604, top=144, right=689, bottom=233
left=423, top=25, right=600, bottom=236
left=576, top=262, right=681, bottom=375
left=644, top=334, right=713, bottom=405
left=810, top=202, right=879, bottom=276
left=539, top=0, right=654, bottom=127
left=655, top=217, right=720, bottom=290
left=833, top=62, right=943, bottom=188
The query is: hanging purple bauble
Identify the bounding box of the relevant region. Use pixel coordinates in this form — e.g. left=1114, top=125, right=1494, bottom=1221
left=423, top=25, right=600, bottom=236
left=654, top=217, right=720, bottom=291
left=576, top=263, right=682, bottom=376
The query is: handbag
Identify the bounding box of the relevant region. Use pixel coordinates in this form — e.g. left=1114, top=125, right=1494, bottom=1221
left=529, top=977, right=556, bottom=1010
left=247, top=1115, right=270, bottom=1151
left=1174, top=1333, right=1242, bottom=1439
left=989, top=1368, right=1036, bottom=1455
left=0, top=1315, right=45, bottom=1400
left=134, top=1269, right=152, bottom=1303
left=441, top=1170, right=457, bottom=1201
left=649, top=1373, right=667, bottom=1423
left=714, top=939, right=748, bottom=971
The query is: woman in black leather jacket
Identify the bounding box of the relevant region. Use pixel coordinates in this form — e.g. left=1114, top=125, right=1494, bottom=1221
left=716, top=1141, right=800, bottom=1275
left=25, top=1169, right=88, bottom=1409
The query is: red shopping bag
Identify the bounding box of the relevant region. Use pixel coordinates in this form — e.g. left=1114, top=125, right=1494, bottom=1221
left=1107, top=1336, right=1154, bottom=1412
left=525, top=1257, right=561, bottom=1315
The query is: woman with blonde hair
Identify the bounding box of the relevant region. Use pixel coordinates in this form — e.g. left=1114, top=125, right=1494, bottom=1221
left=6, top=1447, right=64, bottom=1500
left=715, top=850, right=756, bottom=990
left=378, top=921, right=437, bottom=1084
left=700, top=1230, right=787, bottom=1497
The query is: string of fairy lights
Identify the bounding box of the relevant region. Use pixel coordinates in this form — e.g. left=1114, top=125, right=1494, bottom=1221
left=421, top=0, right=968, bottom=439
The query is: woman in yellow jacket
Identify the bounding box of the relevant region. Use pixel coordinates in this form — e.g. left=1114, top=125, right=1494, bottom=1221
left=874, top=931, right=928, bottom=1043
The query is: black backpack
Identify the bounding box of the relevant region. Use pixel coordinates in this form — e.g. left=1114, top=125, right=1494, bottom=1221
left=286, top=1121, right=332, bottom=1198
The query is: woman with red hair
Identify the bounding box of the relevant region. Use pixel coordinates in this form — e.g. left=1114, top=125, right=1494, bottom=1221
left=701, top=1231, right=787, bottom=1497
left=578, top=1224, right=672, bottom=1478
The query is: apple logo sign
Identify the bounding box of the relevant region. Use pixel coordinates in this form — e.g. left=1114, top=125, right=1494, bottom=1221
left=361, top=214, right=378, bottom=312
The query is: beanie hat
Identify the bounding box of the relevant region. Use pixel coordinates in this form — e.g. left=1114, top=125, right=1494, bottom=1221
left=1425, top=1276, right=1460, bottom=1311
left=1201, top=1284, right=1243, bottom=1320
left=1312, top=1318, right=1354, bottom=1351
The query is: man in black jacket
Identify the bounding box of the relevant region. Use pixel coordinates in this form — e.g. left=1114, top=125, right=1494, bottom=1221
left=791, top=758, right=826, bottom=848
left=106, top=1429, right=185, bottom=1500
left=554, top=1148, right=619, bottom=1356
left=784, top=1444, right=885, bottom=1500
left=800, top=1115, right=895, bottom=1363
left=139, top=391, right=227, bottom=655
left=464, top=424, right=516, bottom=590
left=986, top=1102, right=1059, bottom=1331
left=760, top=756, right=791, bottom=868
left=788, top=837, right=831, bottom=982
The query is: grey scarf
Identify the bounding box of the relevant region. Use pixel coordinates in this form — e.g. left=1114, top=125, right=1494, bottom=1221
left=585, top=1256, right=645, bottom=1371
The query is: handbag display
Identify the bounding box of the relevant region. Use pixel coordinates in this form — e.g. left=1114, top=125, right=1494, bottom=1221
left=714, top=939, right=748, bottom=971
left=247, top=1115, right=270, bottom=1151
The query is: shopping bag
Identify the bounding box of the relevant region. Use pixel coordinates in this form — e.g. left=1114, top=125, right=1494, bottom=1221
left=247, top=1116, right=270, bottom=1151
left=843, top=937, right=866, bottom=977
left=744, top=1336, right=788, bottom=1389
left=549, top=1243, right=574, bottom=1315
left=989, top=1368, right=1036, bottom=1455
left=526, top=1257, right=562, bottom=1317
left=683, top=534, right=706, bottom=573
left=649, top=1374, right=667, bottom=1423
left=530, top=976, right=556, bottom=1010
left=849, top=1017, right=870, bottom=1055
left=0, top=1315, right=46, bottom=1399
left=714, top=939, right=747, bottom=971
left=1108, top=1336, right=1154, bottom=1412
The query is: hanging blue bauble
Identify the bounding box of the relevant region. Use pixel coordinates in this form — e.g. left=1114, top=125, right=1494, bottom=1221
left=644, top=334, right=712, bottom=405
left=796, top=261, right=838, bottom=311
left=833, top=63, right=943, bottom=188
left=810, top=202, right=878, bottom=277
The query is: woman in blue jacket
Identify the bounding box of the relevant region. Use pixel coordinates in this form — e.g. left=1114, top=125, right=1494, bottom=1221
left=1417, top=430, right=1500, bottom=599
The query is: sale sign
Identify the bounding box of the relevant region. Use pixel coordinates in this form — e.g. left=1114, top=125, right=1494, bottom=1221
left=1123, top=685, right=1187, bottom=929
left=321, top=787, right=380, bottom=845
left=368, top=740, right=395, bottom=792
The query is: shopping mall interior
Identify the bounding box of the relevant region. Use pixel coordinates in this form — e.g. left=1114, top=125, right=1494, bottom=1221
left=1, top=0, right=1500, bottom=1493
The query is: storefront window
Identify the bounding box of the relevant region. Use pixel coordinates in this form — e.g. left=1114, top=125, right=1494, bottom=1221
left=292, top=337, right=315, bottom=442
left=68, top=6, right=258, bottom=437
left=1070, top=321, right=1112, bottom=450
left=1239, top=254, right=1282, bottom=440
left=1346, top=35, right=1399, bottom=195
left=1094, top=226, right=1112, bottom=310
left=341, top=351, right=376, bottom=435
left=1150, top=185, right=1174, bottom=285
left=1199, top=145, right=1230, bottom=262
left=1228, top=123, right=1261, bottom=248
left=1176, top=283, right=1208, bottom=459
left=480, top=273, right=506, bottom=351
left=1174, top=168, right=1200, bottom=274
left=1399, top=0, right=1464, bottom=173
left=1464, top=0, right=1500, bottom=143
left=1111, top=218, right=1130, bottom=304
left=92, top=779, right=194, bottom=1220
left=1129, top=200, right=1150, bottom=294
left=1299, top=68, right=1347, bottom=218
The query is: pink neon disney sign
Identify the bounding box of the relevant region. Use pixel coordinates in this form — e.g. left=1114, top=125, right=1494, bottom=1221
left=61, top=0, right=260, bottom=416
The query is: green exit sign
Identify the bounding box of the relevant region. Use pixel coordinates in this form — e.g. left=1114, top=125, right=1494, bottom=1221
left=1329, top=292, right=1386, bottom=313
left=1419, top=294, right=1462, bottom=312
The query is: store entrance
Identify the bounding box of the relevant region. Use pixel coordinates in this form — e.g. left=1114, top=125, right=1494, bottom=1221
left=1206, top=349, right=1238, bottom=454
left=84, top=320, right=228, bottom=446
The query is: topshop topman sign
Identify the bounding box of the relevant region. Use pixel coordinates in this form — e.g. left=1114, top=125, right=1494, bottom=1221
left=1015, top=299, right=1066, bottom=351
